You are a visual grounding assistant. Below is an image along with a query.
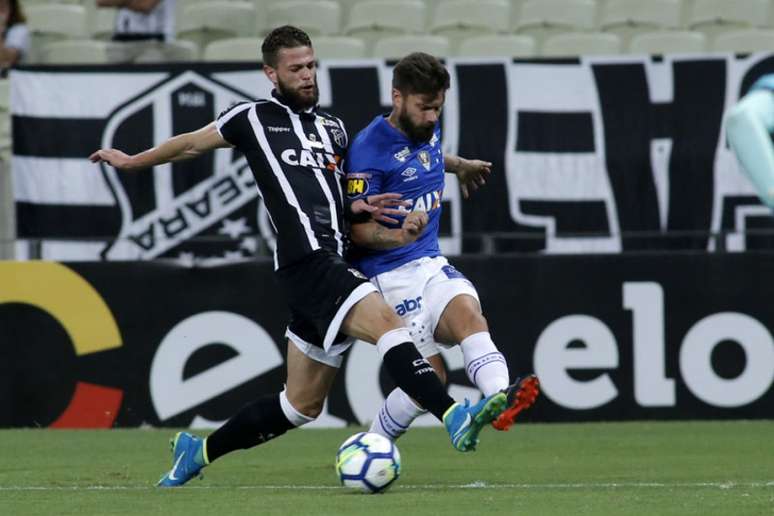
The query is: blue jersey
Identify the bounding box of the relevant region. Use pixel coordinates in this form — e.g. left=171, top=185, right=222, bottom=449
left=345, top=115, right=445, bottom=278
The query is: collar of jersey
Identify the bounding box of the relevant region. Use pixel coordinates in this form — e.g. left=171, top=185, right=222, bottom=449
left=376, top=114, right=413, bottom=146
left=271, top=89, right=318, bottom=116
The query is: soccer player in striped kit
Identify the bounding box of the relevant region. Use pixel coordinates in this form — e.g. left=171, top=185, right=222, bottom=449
left=91, top=26, right=510, bottom=487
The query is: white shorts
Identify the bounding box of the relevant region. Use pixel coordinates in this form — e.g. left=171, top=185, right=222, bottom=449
left=371, top=256, right=479, bottom=358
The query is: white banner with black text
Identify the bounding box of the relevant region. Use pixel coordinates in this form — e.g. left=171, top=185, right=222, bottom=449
left=11, top=54, right=774, bottom=259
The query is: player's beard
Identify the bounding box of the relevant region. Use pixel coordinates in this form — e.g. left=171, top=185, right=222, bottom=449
left=397, top=106, right=435, bottom=142
left=277, top=77, right=319, bottom=110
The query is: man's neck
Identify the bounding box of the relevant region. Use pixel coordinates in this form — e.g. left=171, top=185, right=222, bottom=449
left=272, top=89, right=314, bottom=114
left=387, top=110, right=407, bottom=138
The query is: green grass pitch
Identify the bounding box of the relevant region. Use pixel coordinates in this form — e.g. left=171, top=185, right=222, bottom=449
left=0, top=421, right=772, bottom=515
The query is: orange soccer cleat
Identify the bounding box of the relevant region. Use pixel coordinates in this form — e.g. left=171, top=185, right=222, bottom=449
left=491, top=374, right=540, bottom=431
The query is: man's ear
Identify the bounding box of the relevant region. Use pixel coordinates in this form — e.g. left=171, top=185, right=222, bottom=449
left=392, top=88, right=403, bottom=109
left=263, top=64, right=277, bottom=85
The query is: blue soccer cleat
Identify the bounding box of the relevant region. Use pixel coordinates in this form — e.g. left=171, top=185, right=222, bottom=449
left=443, top=392, right=507, bottom=452
left=157, top=432, right=207, bottom=487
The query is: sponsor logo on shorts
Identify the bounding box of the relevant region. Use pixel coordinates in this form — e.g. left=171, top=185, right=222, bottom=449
left=395, top=296, right=422, bottom=316
left=442, top=265, right=466, bottom=280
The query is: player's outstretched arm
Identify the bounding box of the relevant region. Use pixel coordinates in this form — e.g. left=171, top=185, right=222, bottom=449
left=89, top=122, right=233, bottom=171
left=350, top=211, right=428, bottom=250
left=444, top=154, right=492, bottom=199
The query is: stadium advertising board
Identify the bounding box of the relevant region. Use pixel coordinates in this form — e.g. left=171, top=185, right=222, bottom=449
left=1, top=254, right=771, bottom=428
left=11, top=53, right=774, bottom=260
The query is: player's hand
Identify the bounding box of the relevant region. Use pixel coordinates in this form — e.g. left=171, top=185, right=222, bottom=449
left=89, top=149, right=135, bottom=170
left=351, top=193, right=411, bottom=224
left=401, top=210, right=428, bottom=244
left=455, top=158, right=492, bottom=199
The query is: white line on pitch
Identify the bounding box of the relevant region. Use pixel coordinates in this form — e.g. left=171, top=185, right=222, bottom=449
left=1, top=481, right=773, bottom=491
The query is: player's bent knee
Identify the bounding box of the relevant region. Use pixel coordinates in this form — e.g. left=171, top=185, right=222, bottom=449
left=379, top=304, right=403, bottom=329
left=280, top=389, right=320, bottom=426
left=457, top=309, right=488, bottom=335
left=343, top=292, right=406, bottom=343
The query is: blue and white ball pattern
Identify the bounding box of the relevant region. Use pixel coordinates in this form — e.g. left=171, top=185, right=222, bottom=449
left=335, top=432, right=401, bottom=493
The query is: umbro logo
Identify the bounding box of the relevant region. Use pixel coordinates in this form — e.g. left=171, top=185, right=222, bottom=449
left=267, top=126, right=291, bottom=133
left=401, top=167, right=418, bottom=182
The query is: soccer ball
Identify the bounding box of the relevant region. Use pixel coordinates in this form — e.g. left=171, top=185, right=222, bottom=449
left=335, top=432, right=401, bottom=493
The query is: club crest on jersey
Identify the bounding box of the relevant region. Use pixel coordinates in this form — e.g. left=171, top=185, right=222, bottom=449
left=331, top=128, right=346, bottom=147
left=418, top=150, right=431, bottom=171
left=394, top=146, right=411, bottom=162
left=346, top=172, right=371, bottom=197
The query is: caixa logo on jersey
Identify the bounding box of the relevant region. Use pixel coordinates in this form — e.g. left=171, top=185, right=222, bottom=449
left=97, top=71, right=267, bottom=260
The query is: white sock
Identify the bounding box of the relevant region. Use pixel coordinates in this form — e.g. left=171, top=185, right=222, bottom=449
left=279, top=389, right=315, bottom=427
left=376, top=327, right=413, bottom=357
left=369, top=388, right=426, bottom=441
left=461, top=331, right=510, bottom=396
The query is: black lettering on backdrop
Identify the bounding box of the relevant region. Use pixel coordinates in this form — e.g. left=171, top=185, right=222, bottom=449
left=592, top=59, right=726, bottom=250
left=456, top=63, right=545, bottom=252
left=171, top=83, right=216, bottom=195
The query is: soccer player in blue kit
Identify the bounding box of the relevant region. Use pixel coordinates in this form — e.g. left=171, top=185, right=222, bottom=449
left=727, top=74, right=774, bottom=210
left=345, top=52, right=539, bottom=442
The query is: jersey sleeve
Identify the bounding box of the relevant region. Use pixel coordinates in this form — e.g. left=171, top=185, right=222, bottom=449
left=344, top=141, right=384, bottom=201
left=215, top=101, right=252, bottom=147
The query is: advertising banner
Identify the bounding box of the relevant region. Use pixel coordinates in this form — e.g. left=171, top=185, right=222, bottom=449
left=12, top=54, right=774, bottom=260
left=1, top=254, right=771, bottom=428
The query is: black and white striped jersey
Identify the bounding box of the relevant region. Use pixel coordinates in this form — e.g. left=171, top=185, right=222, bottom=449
left=216, top=91, right=350, bottom=270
